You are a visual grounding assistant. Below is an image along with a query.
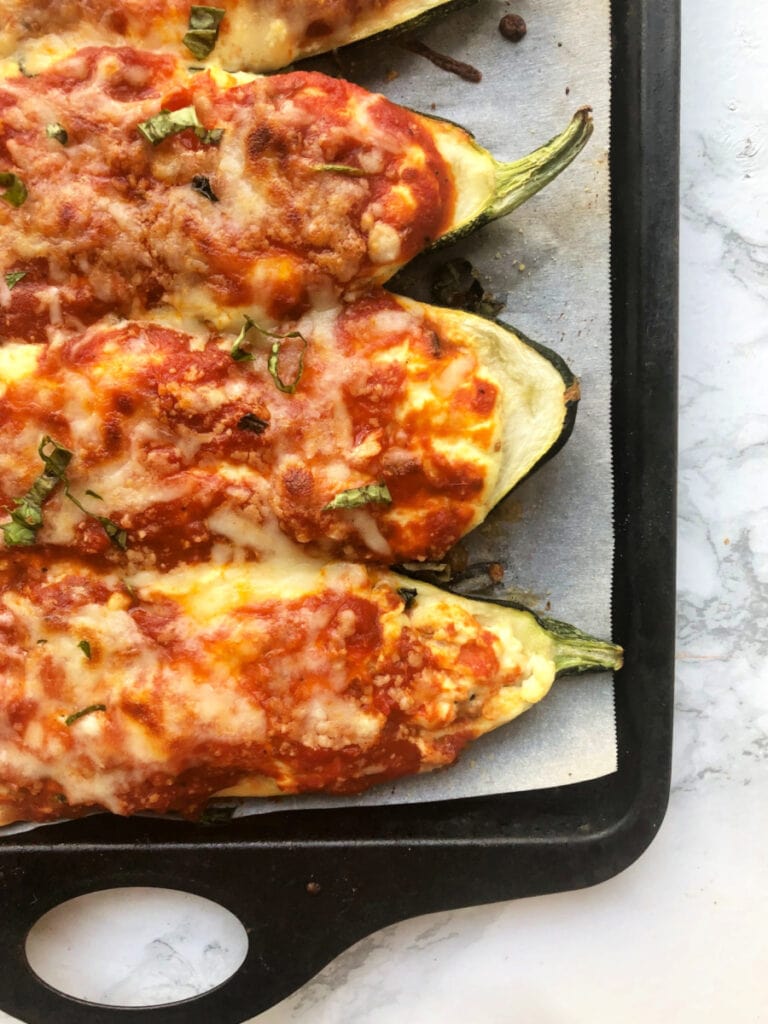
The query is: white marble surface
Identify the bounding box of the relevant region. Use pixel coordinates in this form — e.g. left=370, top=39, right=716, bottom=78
left=4, top=0, right=767, bottom=1020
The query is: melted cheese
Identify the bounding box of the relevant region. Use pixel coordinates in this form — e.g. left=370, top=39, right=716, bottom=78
left=0, top=556, right=556, bottom=822
left=1, top=1, right=456, bottom=74
left=0, top=47, right=456, bottom=341
left=0, top=294, right=502, bottom=566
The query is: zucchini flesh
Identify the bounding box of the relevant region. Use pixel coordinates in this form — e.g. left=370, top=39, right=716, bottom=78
left=397, top=298, right=580, bottom=520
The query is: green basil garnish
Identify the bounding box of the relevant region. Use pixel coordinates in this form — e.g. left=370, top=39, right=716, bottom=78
left=77, top=640, right=92, bottom=659
left=183, top=6, right=226, bottom=60
left=267, top=333, right=307, bottom=395
left=397, top=587, right=418, bottom=610
left=0, top=172, right=28, bottom=208
left=46, top=123, right=68, bottom=145
left=324, top=483, right=392, bottom=511
left=312, top=163, right=366, bottom=177
left=232, top=317, right=308, bottom=395
left=1, top=436, right=127, bottom=550
left=1, top=436, right=72, bottom=546
left=137, top=106, right=222, bottom=146
left=4, top=270, right=26, bottom=289
left=96, top=516, right=128, bottom=551
left=65, top=704, right=106, bottom=726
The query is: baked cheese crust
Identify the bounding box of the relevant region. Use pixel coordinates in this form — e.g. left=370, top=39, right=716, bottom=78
left=1, top=0, right=456, bottom=74
left=0, top=292, right=502, bottom=567
left=0, top=46, right=456, bottom=341
left=0, top=555, right=556, bottom=824
left=0, top=29, right=595, bottom=824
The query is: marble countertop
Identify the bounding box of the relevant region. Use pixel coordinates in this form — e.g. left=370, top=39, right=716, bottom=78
left=3, top=1, right=766, bottom=1021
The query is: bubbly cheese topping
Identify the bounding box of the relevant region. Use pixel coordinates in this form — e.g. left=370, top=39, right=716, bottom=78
left=0, top=31, right=573, bottom=825
left=0, top=292, right=501, bottom=567
left=0, top=555, right=554, bottom=822
left=0, top=46, right=456, bottom=342
left=0, top=1, right=454, bottom=74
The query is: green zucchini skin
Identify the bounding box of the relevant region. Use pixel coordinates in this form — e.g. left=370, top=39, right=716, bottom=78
left=397, top=299, right=580, bottom=518
left=426, top=107, right=595, bottom=251
left=460, top=593, right=623, bottom=677
left=388, top=570, right=623, bottom=677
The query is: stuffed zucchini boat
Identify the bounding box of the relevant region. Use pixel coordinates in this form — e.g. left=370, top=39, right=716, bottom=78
left=0, top=553, right=622, bottom=824
left=0, top=292, right=578, bottom=566
left=0, top=46, right=592, bottom=340
left=0, top=0, right=474, bottom=75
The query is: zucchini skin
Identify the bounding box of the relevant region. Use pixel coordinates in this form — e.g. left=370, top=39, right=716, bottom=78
left=496, top=320, right=581, bottom=497
left=411, top=300, right=581, bottom=514
left=428, top=107, right=595, bottom=251
left=345, top=0, right=479, bottom=49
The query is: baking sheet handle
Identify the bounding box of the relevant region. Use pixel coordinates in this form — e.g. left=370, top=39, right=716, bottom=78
left=0, top=827, right=636, bottom=1024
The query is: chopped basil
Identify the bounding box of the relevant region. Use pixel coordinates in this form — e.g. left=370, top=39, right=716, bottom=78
left=123, top=579, right=137, bottom=600
left=96, top=516, right=128, bottom=551
left=324, top=483, right=392, bottom=511
left=65, top=703, right=106, bottom=726
left=16, top=57, right=35, bottom=78
left=232, top=317, right=308, bottom=394
left=183, top=6, right=226, bottom=60
left=312, top=163, right=366, bottom=177
left=46, top=122, right=68, bottom=145
left=2, top=435, right=127, bottom=550
left=4, top=270, right=26, bottom=290
left=267, top=333, right=307, bottom=395
left=231, top=316, right=257, bottom=362
left=237, top=413, right=269, bottom=434
left=196, top=126, right=224, bottom=146
left=137, top=106, right=222, bottom=147
left=36, top=638, right=48, bottom=645
left=0, top=172, right=28, bottom=208
left=191, top=174, right=219, bottom=202
left=77, top=639, right=92, bottom=659
left=397, top=587, right=418, bottom=610
left=1, top=436, right=72, bottom=546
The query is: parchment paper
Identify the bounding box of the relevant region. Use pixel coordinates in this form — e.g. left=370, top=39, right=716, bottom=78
left=233, top=0, right=616, bottom=816
left=1, top=0, right=614, bottom=836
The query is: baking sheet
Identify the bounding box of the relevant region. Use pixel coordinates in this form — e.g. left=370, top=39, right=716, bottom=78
left=1, top=0, right=615, bottom=836
left=236, top=0, right=616, bottom=815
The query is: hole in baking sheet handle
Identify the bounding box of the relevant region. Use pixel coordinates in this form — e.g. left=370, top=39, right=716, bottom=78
left=25, top=887, right=249, bottom=1009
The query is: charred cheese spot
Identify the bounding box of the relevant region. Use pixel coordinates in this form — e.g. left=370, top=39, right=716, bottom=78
left=0, top=556, right=552, bottom=822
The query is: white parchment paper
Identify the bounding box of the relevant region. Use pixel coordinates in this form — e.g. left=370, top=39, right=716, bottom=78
left=1, top=0, right=614, bottom=836
left=234, top=0, right=616, bottom=816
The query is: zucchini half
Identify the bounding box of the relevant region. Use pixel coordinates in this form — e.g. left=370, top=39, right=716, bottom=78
left=213, top=565, right=623, bottom=801
left=0, top=553, right=621, bottom=822
left=0, top=295, right=577, bottom=564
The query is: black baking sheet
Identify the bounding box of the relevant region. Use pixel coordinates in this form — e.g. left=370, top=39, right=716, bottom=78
left=0, top=1, right=678, bottom=1020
